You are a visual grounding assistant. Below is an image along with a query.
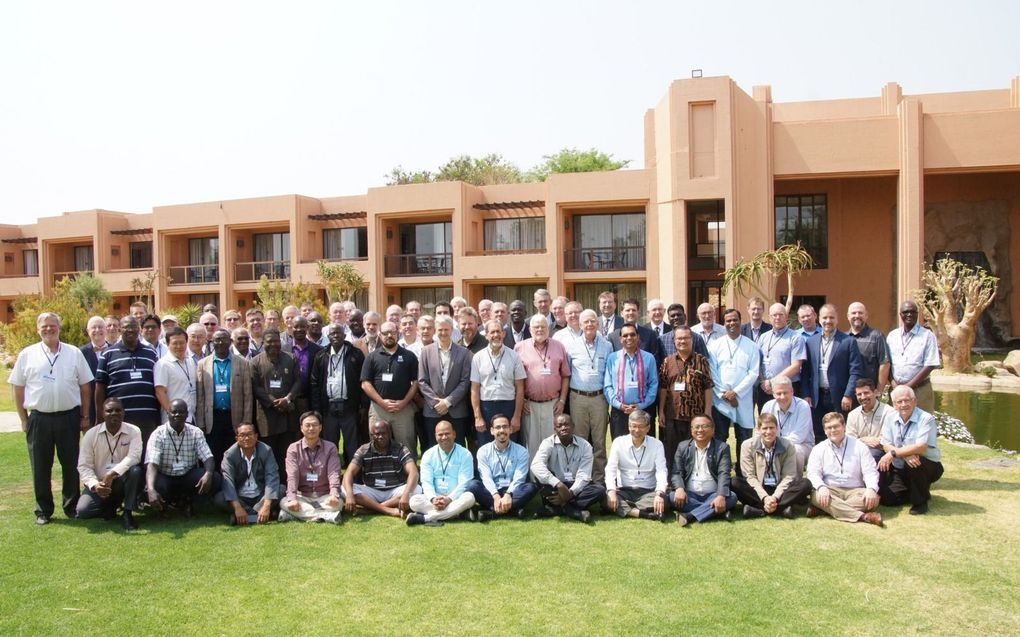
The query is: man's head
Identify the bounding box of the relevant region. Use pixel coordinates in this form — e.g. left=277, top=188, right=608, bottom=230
left=647, top=299, right=665, bottom=325
left=554, top=413, right=574, bottom=444
left=400, top=314, right=417, bottom=341
left=697, top=303, right=715, bottom=328
left=235, top=423, right=258, bottom=453
left=458, top=307, right=479, bottom=343
left=405, top=301, right=422, bottom=321
left=282, top=306, right=299, bottom=333
left=231, top=327, right=251, bottom=355
left=797, top=304, right=817, bottom=332
left=291, top=316, right=309, bottom=344
left=529, top=314, right=549, bottom=342
left=899, top=300, right=919, bottom=330
left=434, top=420, right=455, bottom=452
left=435, top=315, right=454, bottom=344
left=86, top=315, right=106, bottom=345
left=628, top=409, right=651, bottom=442
left=891, top=385, right=917, bottom=420
left=264, top=309, right=281, bottom=330
left=300, top=411, right=323, bottom=443
left=691, top=414, right=715, bottom=446
left=619, top=323, right=639, bottom=353
left=199, top=312, right=219, bottom=339
left=771, top=375, right=794, bottom=409
left=417, top=315, right=435, bottom=344
left=450, top=297, right=467, bottom=314
left=598, top=291, right=617, bottom=317
left=509, top=300, right=526, bottom=325
left=362, top=311, right=381, bottom=338
left=140, top=313, right=161, bottom=345
left=822, top=412, right=847, bottom=446
left=819, top=303, right=838, bottom=335
left=491, top=302, right=508, bottom=325
left=306, top=311, right=325, bottom=341
left=348, top=310, right=365, bottom=338
left=723, top=308, right=742, bottom=338
left=263, top=329, right=282, bottom=357
left=756, top=413, right=779, bottom=447
left=533, top=289, right=552, bottom=315
left=490, top=413, right=512, bottom=445
left=769, top=303, right=789, bottom=329
left=370, top=420, right=393, bottom=451
left=580, top=309, right=599, bottom=339
left=300, top=302, right=314, bottom=317
left=565, top=301, right=583, bottom=330
left=847, top=301, right=868, bottom=333
left=747, top=297, right=765, bottom=324
left=245, top=308, right=264, bottom=338
left=119, top=316, right=140, bottom=348
left=329, top=302, right=347, bottom=325
left=103, top=397, right=124, bottom=429
left=161, top=315, right=179, bottom=333
left=104, top=315, right=121, bottom=342
left=385, top=304, right=403, bottom=326
left=379, top=321, right=399, bottom=350
left=202, top=303, right=218, bottom=316
left=129, top=302, right=148, bottom=321
left=168, top=398, right=189, bottom=430
left=666, top=303, right=687, bottom=328
left=551, top=296, right=567, bottom=325
left=166, top=327, right=187, bottom=359
left=325, top=324, right=345, bottom=351
left=854, top=379, right=878, bottom=411
left=477, top=299, right=492, bottom=322
left=186, top=323, right=206, bottom=355
left=673, top=325, right=694, bottom=356
left=484, top=319, right=505, bottom=350
left=434, top=302, right=453, bottom=318
left=223, top=310, right=242, bottom=331
left=620, top=298, right=640, bottom=323
left=212, top=328, right=232, bottom=358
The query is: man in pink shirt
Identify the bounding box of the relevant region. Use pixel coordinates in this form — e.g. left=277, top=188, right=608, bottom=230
left=515, top=315, right=571, bottom=465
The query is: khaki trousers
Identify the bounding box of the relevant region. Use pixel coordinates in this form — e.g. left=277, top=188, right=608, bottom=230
left=814, top=485, right=874, bottom=523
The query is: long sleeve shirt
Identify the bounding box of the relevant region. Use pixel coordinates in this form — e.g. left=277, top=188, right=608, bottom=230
left=285, top=438, right=341, bottom=500
left=605, top=435, right=668, bottom=492
left=807, top=435, right=879, bottom=491
left=708, top=334, right=760, bottom=428
left=603, top=349, right=658, bottom=410
left=78, top=422, right=143, bottom=489
left=476, top=440, right=530, bottom=495
left=531, top=434, right=594, bottom=495
left=420, top=443, right=474, bottom=499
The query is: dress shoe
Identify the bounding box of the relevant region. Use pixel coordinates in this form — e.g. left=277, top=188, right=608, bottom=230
left=909, top=503, right=928, bottom=515
left=405, top=513, right=426, bottom=526
left=743, top=505, right=764, bottom=519
left=475, top=510, right=494, bottom=523
left=564, top=506, right=591, bottom=523
left=638, top=510, right=662, bottom=521
left=806, top=505, right=823, bottom=518
left=121, top=511, right=138, bottom=530
left=515, top=508, right=529, bottom=520
left=860, top=512, right=884, bottom=527
left=675, top=512, right=693, bottom=527
left=534, top=505, right=559, bottom=519
left=780, top=505, right=796, bottom=519
left=723, top=510, right=733, bottom=522
left=35, top=515, right=50, bottom=526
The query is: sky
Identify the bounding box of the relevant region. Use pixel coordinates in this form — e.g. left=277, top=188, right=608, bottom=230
left=1, top=1, right=1017, bottom=225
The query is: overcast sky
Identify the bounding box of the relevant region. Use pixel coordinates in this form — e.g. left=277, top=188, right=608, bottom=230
left=1, top=1, right=1017, bottom=225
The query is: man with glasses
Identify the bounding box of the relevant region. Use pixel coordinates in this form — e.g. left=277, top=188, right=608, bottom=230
left=361, top=320, right=419, bottom=457
left=877, top=385, right=944, bottom=515
left=806, top=412, right=883, bottom=526
left=887, top=300, right=940, bottom=412
left=757, top=303, right=808, bottom=408
left=140, top=314, right=168, bottom=359
left=604, top=409, right=667, bottom=521
left=280, top=411, right=343, bottom=524
left=669, top=414, right=737, bottom=526
left=245, top=308, right=266, bottom=355
left=95, top=316, right=161, bottom=444
left=604, top=323, right=658, bottom=439
left=465, top=414, right=538, bottom=521
left=198, top=312, right=219, bottom=356
left=215, top=422, right=279, bottom=525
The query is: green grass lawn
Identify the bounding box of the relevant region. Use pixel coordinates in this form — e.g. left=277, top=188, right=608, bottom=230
left=0, top=434, right=1018, bottom=636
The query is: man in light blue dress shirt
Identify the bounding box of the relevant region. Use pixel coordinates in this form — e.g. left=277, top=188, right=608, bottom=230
left=465, top=414, right=537, bottom=520
left=407, top=421, right=475, bottom=526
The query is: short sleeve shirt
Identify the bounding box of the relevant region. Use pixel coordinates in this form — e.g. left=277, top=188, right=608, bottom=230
left=95, top=343, right=160, bottom=422
left=9, top=341, right=94, bottom=412
left=352, top=441, right=413, bottom=489
left=361, top=346, right=418, bottom=400
left=470, top=345, right=526, bottom=401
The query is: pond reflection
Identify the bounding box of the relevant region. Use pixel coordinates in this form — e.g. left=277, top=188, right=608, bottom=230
left=936, top=390, right=1020, bottom=452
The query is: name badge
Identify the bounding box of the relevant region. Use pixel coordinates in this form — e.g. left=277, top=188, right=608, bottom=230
left=269, top=379, right=282, bottom=389
left=562, top=471, right=574, bottom=482
left=539, top=368, right=552, bottom=376
left=763, top=355, right=771, bottom=366
left=764, top=476, right=778, bottom=487
left=305, top=472, right=318, bottom=482
left=171, top=462, right=186, bottom=473
left=580, top=369, right=598, bottom=380
left=437, top=478, right=449, bottom=493
left=625, top=379, right=639, bottom=389
left=381, top=373, right=394, bottom=382
left=129, top=370, right=143, bottom=380
left=215, top=384, right=229, bottom=393
left=498, top=478, right=511, bottom=489
left=673, top=381, right=686, bottom=392
left=374, top=478, right=387, bottom=488
left=830, top=473, right=850, bottom=485
left=41, top=372, right=56, bottom=383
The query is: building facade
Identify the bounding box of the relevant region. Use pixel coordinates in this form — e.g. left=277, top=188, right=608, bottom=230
left=2, top=75, right=1019, bottom=339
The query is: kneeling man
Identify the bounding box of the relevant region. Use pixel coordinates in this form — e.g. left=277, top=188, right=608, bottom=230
left=216, top=422, right=279, bottom=525
left=466, top=414, right=538, bottom=521
left=342, top=420, right=421, bottom=518
left=531, top=414, right=606, bottom=522
left=77, top=398, right=144, bottom=530
left=669, top=414, right=737, bottom=526
left=605, top=410, right=667, bottom=520
left=806, top=412, right=883, bottom=526
left=280, top=411, right=343, bottom=523
left=731, top=413, right=811, bottom=518
left=407, top=420, right=475, bottom=526
left=877, top=385, right=945, bottom=515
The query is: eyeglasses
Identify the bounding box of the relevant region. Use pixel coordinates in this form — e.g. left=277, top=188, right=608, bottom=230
left=202, top=322, right=217, bottom=326
left=380, top=330, right=397, bottom=336
left=621, top=333, right=637, bottom=338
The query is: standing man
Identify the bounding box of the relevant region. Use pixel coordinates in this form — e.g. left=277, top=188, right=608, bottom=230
left=465, top=414, right=538, bottom=520
left=327, top=302, right=348, bottom=337
left=385, top=304, right=403, bottom=327
left=846, top=379, right=896, bottom=462
left=215, top=422, right=279, bottom=525
left=306, top=311, right=329, bottom=348
left=153, top=326, right=197, bottom=426
left=186, top=323, right=207, bottom=367
left=515, top=315, right=571, bottom=463
left=730, top=413, right=812, bottom=519
left=95, top=316, right=160, bottom=442
left=795, top=304, right=820, bottom=338
left=877, top=385, right=945, bottom=515
left=359, top=311, right=383, bottom=353
left=405, top=300, right=423, bottom=323
left=398, top=313, right=422, bottom=356
left=196, top=328, right=254, bottom=468
left=407, top=420, right=476, bottom=527
left=76, top=397, right=144, bottom=529
left=646, top=298, right=668, bottom=338
left=531, top=288, right=555, bottom=329
left=659, top=303, right=709, bottom=359
left=434, top=303, right=461, bottom=342
left=140, top=313, right=168, bottom=359
left=341, top=420, right=420, bottom=518
left=504, top=300, right=531, bottom=347
left=597, top=291, right=622, bottom=337
left=604, top=410, right=668, bottom=520
left=470, top=319, right=526, bottom=446
left=669, top=414, right=737, bottom=526
left=309, top=324, right=365, bottom=466
left=280, top=411, right=343, bottom=524
left=477, top=299, right=492, bottom=324
left=458, top=307, right=487, bottom=353
left=491, top=302, right=509, bottom=329
left=9, top=312, right=94, bottom=525
left=760, top=375, right=814, bottom=473
left=887, top=300, right=940, bottom=412
left=806, top=412, right=883, bottom=526
left=757, top=303, right=807, bottom=407
left=553, top=301, right=583, bottom=343
left=285, top=316, right=321, bottom=415
left=708, top=309, right=760, bottom=472
left=658, top=325, right=713, bottom=469
left=418, top=315, right=473, bottom=448
left=846, top=302, right=890, bottom=393
left=80, top=315, right=110, bottom=426
left=550, top=296, right=569, bottom=334
left=531, top=414, right=606, bottom=522
left=252, top=328, right=302, bottom=469
left=198, top=312, right=220, bottom=355
left=559, top=308, right=612, bottom=482
left=692, top=303, right=726, bottom=347
left=245, top=308, right=266, bottom=356
left=804, top=303, right=863, bottom=442
left=740, top=297, right=772, bottom=342
left=603, top=323, right=658, bottom=439
left=360, top=320, right=419, bottom=456
left=608, top=298, right=664, bottom=365
left=279, top=305, right=299, bottom=349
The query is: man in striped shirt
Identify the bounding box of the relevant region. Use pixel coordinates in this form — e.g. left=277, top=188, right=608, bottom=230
left=341, top=420, right=420, bottom=518
left=95, top=316, right=160, bottom=444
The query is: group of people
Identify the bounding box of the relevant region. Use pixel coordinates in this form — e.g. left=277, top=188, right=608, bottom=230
left=10, top=290, right=944, bottom=529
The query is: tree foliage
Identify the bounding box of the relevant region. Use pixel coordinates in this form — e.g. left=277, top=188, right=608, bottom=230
left=316, top=260, right=365, bottom=305
left=129, top=270, right=161, bottom=312
left=161, top=303, right=202, bottom=327
left=912, top=257, right=998, bottom=374
left=64, top=272, right=112, bottom=315
left=255, top=275, right=325, bottom=315
left=526, top=148, right=630, bottom=182
left=721, top=243, right=814, bottom=313
left=0, top=277, right=111, bottom=354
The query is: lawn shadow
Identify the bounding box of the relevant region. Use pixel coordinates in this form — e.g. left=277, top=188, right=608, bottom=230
left=926, top=495, right=985, bottom=517
left=937, top=477, right=1020, bottom=492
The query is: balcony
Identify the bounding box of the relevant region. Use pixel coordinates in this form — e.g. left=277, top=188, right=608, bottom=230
left=52, top=270, right=94, bottom=285
left=235, top=260, right=291, bottom=282
left=168, top=264, right=219, bottom=285
left=564, top=246, right=646, bottom=272
left=384, top=253, right=453, bottom=277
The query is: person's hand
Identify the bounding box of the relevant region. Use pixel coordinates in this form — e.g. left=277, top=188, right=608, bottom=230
left=522, top=402, right=531, bottom=416
left=344, top=495, right=357, bottom=514
left=712, top=495, right=726, bottom=514
left=878, top=453, right=893, bottom=472
left=94, top=483, right=112, bottom=499
left=384, top=400, right=401, bottom=414
left=257, top=502, right=272, bottom=524
left=510, top=416, right=521, bottom=433
left=653, top=494, right=665, bottom=516
left=841, top=396, right=853, bottom=411
left=804, top=397, right=813, bottom=408
left=863, top=489, right=879, bottom=511
left=815, top=486, right=831, bottom=509
left=432, top=495, right=450, bottom=511
left=148, top=491, right=165, bottom=511
left=672, top=489, right=687, bottom=509
left=398, top=492, right=411, bottom=513
left=434, top=400, right=449, bottom=416
left=550, top=482, right=572, bottom=506
left=760, top=379, right=772, bottom=394
left=724, top=391, right=738, bottom=407
left=287, top=499, right=301, bottom=512
left=233, top=502, right=249, bottom=525
left=553, top=399, right=565, bottom=416
left=762, top=495, right=778, bottom=514
left=906, top=455, right=922, bottom=468
left=272, top=396, right=290, bottom=411
left=606, top=490, right=618, bottom=512
left=475, top=417, right=487, bottom=432
left=80, top=417, right=91, bottom=432
left=196, top=471, right=214, bottom=494
left=862, top=436, right=882, bottom=449
left=325, top=495, right=340, bottom=509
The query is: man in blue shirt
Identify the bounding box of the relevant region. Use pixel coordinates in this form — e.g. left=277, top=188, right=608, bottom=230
left=465, top=414, right=537, bottom=521
left=877, top=385, right=944, bottom=515
left=603, top=323, right=658, bottom=439
left=407, top=420, right=475, bottom=526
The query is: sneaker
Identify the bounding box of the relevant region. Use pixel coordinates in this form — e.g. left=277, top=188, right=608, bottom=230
left=743, top=505, right=764, bottom=519
left=723, top=510, right=733, bottom=522
left=806, top=505, right=823, bottom=518
left=406, top=513, right=426, bottom=527
left=909, top=503, right=928, bottom=515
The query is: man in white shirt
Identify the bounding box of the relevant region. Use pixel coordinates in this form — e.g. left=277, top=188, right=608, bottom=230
left=76, top=397, right=143, bottom=530
left=604, top=410, right=668, bottom=520
left=692, top=302, right=726, bottom=346
left=886, top=300, right=941, bottom=412
left=806, top=412, right=883, bottom=526
left=154, top=327, right=198, bottom=425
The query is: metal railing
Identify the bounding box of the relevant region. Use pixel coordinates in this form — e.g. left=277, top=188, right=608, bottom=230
left=168, top=264, right=219, bottom=285
left=564, top=246, right=646, bottom=271
left=235, top=260, right=291, bottom=282
left=384, top=252, right=453, bottom=276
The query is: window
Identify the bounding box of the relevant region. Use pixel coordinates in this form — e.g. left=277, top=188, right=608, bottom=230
left=483, top=218, right=545, bottom=252
left=399, top=222, right=452, bottom=255
left=572, top=282, right=647, bottom=315
left=23, top=250, right=38, bottom=276
left=571, top=212, right=645, bottom=270
left=253, top=232, right=290, bottom=279
left=129, top=242, right=152, bottom=269
left=775, top=194, right=827, bottom=268
left=74, top=246, right=94, bottom=272
left=482, top=284, right=544, bottom=308
left=687, top=200, right=725, bottom=270
left=189, top=293, right=219, bottom=307
left=399, top=287, right=454, bottom=312
left=188, top=237, right=219, bottom=283
left=688, top=280, right=726, bottom=323
left=323, top=227, right=368, bottom=260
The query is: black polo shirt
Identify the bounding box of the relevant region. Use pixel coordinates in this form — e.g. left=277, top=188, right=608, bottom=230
left=360, top=346, right=418, bottom=400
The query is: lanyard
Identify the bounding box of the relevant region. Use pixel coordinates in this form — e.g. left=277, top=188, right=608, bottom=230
left=630, top=445, right=647, bottom=476
left=41, top=343, right=60, bottom=374
left=558, top=441, right=576, bottom=471
left=820, top=336, right=834, bottom=365
left=174, top=359, right=191, bottom=383
left=583, top=337, right=598, bottom=367
left=830, top=440, right=849, bottom=474
left=897, top=419, right=915, bottom=447
left=329, top=345, right=347, bottom=376
left=765, top=328, right=786, bottom=358
left=901, top=330, right=914, bottom=352
left=170, top=428, right=185, bottom=460
left=625, top=353, right=638, bottom=381
left=439, top=448, right=455, bottom=476
left=495, top=446, right=511, bottom=477
left=487, top=347, right=505, bottom=380
left=103, top=429, right=123, bottom=459
left=534, top=340, right=549, bottom=369
left=777, top=407, right=791, bottom=433
left=214, top=359, right=230, bottom=386
left=763, top=446, right=777, bottom=482
left=304, top=444, right=321, bottom=469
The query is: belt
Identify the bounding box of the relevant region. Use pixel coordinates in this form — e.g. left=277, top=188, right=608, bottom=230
left=528, top=396, right=558, bottom=403
left=30, top=407, right=79, bottom=416
left=570, top=388, right=602, bottom=397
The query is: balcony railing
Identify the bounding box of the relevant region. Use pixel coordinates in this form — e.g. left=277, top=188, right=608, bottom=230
left=52, top=270, right=93, bottom=284
left=564, top=246, right=646, bottom=272
left=464, top=248, right=546, bottom=257
left=168, top=264, right=219, bottom=285
left=384, top=252, right=453, bottom=277
left=235, top=260, right=291, bottom=282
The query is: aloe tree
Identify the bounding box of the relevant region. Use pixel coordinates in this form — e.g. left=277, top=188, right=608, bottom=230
left=316, top=260, right=365, bottom=304
left=721, top=243, right=813, bottom=313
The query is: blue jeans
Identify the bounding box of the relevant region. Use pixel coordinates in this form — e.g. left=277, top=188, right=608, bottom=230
left=465, top=479, right=538, bottom=513
left=668, top=489, right=737, bottom=522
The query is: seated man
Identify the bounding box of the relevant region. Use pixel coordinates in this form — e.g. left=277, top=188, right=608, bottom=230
left=341, top=420, right=421, bottom=518
left=760, top=375, right=815, bottom=473
left=145, top=398, right=219, bottom=517
left=877, top=385, right=945, bottom=515
left=76, top=397, right=144, bottom=530
left=806, top=412, right=883, bottom=526
left=731, top=413, right=812, bottom=519
left=604, top=409, right=668, bottom=521
left=407, top=420, right=475, bottom=526
left=669, top=414, right=737, bottom=526
left=280, top=411, right=343, bottom=524
left=215, top=422, right=279, bottom=525
left=531, top=413, right=606, bottom=523
left=465, top=414, right=538, bottom=521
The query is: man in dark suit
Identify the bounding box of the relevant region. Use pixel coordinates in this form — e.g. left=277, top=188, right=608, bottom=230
left=740, top=296, right=772, bottom=342
left=597, top=291, right=623, bottom=337
left=80, top=316, right=110, bottom=425
left=803, top=303, right=863, bottom=443
left=503, top=299, right=531, bottom=347
left=309, top=324, right=365, bottom=467
left=418, top=315, right=474, bottom=448
left=608, top=298, right=664, bottom=365
left=668, top=414, right=737, bottom=526
left=214, top=423, right=280, bottom=525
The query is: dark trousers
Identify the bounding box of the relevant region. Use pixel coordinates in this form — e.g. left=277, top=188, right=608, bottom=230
left=425, top=415, right=471, bottom=449
left=731, top=475, right=812, bottom=510
left=539, top=482, right=606, bottom=512
left=661, top=417, right=691, bottom=474
left=75, top=465, right=144, bottom=517
left=879, top=456, right=945, bottom=508
left=26, top=407, right=81, bottom=518
left=206, top=409, right=234, bottom=470
left=154, top=466, right=221, bottom=502
left=811, top=388, right=842, bottom=442
left=465, top=479, right=538, bottom=513
left=322, top=405, right=360, bottom=467
left=478, top=400, right=518, bottom=446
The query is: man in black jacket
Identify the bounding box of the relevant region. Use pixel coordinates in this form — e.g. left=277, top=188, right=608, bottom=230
left=310, top=324, right=365, bottom=467
left=214, top=423, right=280, bottom=525
left=669, top=414, right=737, bottom=526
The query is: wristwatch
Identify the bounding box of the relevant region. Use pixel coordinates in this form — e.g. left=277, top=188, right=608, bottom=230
left=890, top=449, right=898, bottom=458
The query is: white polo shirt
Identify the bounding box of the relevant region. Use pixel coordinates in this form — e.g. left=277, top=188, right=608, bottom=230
left=153, top=353, right=198, bottom=421
left=8, top=341, right=94, bottom=412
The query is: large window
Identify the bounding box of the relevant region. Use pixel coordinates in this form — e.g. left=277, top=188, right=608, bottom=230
left=74, top=246, right=93, bottom=272
left=23, top=250, right=38, bottom=276
left=482, top=284, right=544, bottom=308
left=400, top=222, right=452, bottom=255
left=570, top=212, right=645, bottom=270
left=323, top=227, right=368, bottom=260
left=688, top=280, right=726, bottom=324
left=483, top=218, right=545, bottom=252
left=572, top=282, right=647, bottom=315
left=129, top=242, right=152, bottom=269
left=687, top=200, right=725, bottom=270
left=253, top=232, right=290, bottom=279
left=775, top=194, right=827, bottom=268
left=188, top=237, right=219, bottom=283
left=399, top=287, right=454, bottom=312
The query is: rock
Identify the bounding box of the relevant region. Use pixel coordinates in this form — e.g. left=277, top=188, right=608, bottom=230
left=972, top=458, right=1020, bottom=469
left=996, top=367, right=1017, bottom=377
left=1002, top=350, right=1020, bottom=374
left=973, top=361, right=1005, bottom=371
